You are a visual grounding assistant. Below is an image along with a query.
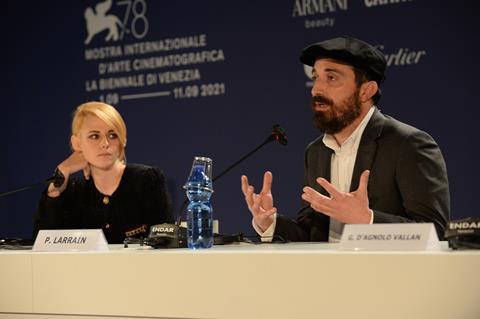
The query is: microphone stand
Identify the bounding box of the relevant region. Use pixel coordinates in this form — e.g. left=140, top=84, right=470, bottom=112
left=0, top=179, right=54, bottom=198
left=212, top=134, right=275, bottom=183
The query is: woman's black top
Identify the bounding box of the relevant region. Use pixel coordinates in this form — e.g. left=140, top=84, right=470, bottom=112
left=33, top=163, right=174, bottom=244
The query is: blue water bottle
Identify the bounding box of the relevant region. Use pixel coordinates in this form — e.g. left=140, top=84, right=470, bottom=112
left=184, top=156, right=214, bottom=249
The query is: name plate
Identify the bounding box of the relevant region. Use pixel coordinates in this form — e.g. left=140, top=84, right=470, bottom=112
left=33, top=229, right=109, bottom=252
left=339, top=223, right=441, bottom=251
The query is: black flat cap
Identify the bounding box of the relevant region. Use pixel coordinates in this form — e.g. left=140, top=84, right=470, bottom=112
left=300, top=36, right=386, bottom=84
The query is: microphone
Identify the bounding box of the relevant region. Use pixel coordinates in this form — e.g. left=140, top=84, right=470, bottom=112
left=269, top=124, right=288, bottom=146
left=143, top=124, right=288, bottom=249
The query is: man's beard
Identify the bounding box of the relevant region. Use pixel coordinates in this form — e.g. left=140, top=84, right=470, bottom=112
left=311, top=90, right=362, bottom=135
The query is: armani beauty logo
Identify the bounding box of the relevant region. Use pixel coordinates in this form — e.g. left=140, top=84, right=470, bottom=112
left=292, top=0, right=348, bottom=17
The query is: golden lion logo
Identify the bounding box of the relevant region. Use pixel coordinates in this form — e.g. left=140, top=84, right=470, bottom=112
left=84, top=0, right=122, bottom=45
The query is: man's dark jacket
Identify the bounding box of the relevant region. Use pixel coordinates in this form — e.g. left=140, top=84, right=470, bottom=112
left=275, top=108, right=450, bottom=241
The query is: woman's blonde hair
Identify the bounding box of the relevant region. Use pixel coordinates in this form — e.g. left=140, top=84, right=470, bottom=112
left=72, top=101, right=127, bottom=162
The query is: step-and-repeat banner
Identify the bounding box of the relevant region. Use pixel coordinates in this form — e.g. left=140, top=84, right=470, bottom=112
left=1, top=0, right=478, bottom=238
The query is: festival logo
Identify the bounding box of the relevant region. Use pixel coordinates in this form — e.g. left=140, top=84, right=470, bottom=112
left=81, top=2, right=227, bottom=105
left=84, top=0, right=149, bottom=45
left=84, top=0, right=122, bottom=44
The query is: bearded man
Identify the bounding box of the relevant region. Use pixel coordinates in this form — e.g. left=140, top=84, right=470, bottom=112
left=241, top=36, right=450, bottom=242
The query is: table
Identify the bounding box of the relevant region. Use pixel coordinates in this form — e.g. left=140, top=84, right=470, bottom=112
left=1, top=243, right=479, bottom=319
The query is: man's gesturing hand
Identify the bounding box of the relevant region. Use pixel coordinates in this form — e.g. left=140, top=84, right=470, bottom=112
left=241, top=171, right=277, bottom=232
left=301, top=170, right=372, bottom=224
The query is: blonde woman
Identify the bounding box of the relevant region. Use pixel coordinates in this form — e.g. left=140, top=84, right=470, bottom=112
left=34, top=102, right=173, bottom=243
